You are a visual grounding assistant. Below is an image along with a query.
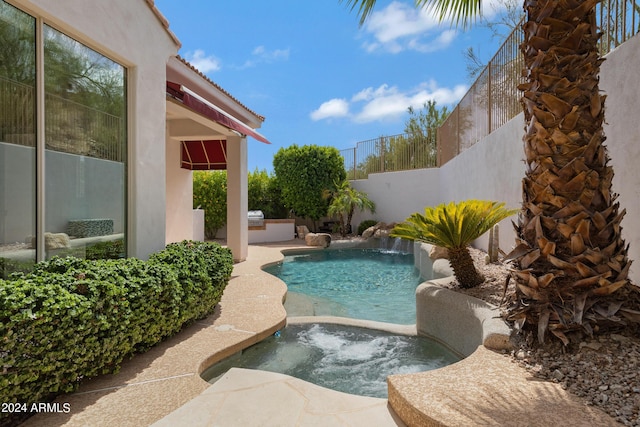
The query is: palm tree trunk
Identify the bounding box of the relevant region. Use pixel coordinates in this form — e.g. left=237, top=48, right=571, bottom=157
left=507, top=0, right=635, bottom=342
left=339, top=216, right=347, bottom=237
left=447, top=247, right=484, bottom=289
left=346, top=207, right=355, bottom=235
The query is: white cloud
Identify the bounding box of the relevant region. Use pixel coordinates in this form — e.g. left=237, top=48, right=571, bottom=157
left=360, top=1, right=457, bottom=53
left=480, top=0, right=513, bottom=19
left=252, top=45, right=290, bottom=61
left=365, top=2, right=437, bottom=42
left=185, top=49, right=221, bottom=73
left=351, top=84, right=397, bottom=102
left=310, top=98, right=350, bottom=121
left=311, top=81, right=467, bottom=124
left=240, top=46, right=290, bottom=69
left=406, top=29, right=458, bottom=52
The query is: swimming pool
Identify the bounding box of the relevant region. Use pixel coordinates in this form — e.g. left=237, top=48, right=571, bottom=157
left=263, top=248, right=422, bottom=324
left=201, top=323, right=460, bottom=398
left=202, top=246, right=463, bottom=398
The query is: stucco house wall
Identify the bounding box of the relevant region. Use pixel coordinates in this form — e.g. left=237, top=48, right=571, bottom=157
left=164, top=134, right=194, bottom=244
left=164, top=55, right=266, bottom=261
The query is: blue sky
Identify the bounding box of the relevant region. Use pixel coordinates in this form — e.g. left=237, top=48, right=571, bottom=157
left=155, top=0, right=511, bottom=172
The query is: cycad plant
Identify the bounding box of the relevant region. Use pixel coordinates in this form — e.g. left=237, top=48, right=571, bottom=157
left=326, top=180, right=376, bottom=237
left=391, top=200, right=517, bottom=288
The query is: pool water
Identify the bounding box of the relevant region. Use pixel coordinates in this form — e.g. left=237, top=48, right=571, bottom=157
left=263, top=248, right=422, bottom=324
left=201, top=323, right=460, bottom=398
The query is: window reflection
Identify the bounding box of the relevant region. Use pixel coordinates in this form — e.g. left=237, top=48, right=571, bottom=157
left=0, top=0, right=128, bottom=276
left=43, top=25, right=127, bottom=260
left=0, top=1, right=36, bottom=277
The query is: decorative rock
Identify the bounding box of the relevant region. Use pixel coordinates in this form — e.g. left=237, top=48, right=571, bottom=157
left=296, top=225, right=310, bottom=239
left=305, top=232, right=331, bottom=248
left=429, top=245, right=449, bottom=260
left=362, top=222, right=397, bottom=239
left=31, top=232, right=71, bottom=249
left=361, top=226, right=376, bottom=239
left=553, top=369, right=565, bottom=381
left=373, top=228, right=391, bottom=239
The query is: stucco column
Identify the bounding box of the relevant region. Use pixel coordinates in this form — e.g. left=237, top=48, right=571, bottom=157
left=226, top=135, right=248, bottom=262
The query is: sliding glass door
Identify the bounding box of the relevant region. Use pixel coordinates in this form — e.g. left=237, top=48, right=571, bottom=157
left=0, top=1, right=127, bottom=277
left=0, top=1, right=36, bottom=276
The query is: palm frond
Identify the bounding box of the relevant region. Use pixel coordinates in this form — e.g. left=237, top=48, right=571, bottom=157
left=340, top=0, right=379, bottom=26
left=342, top=0, right=482, bottom=28
left=417, top=0, right=482, bottom=28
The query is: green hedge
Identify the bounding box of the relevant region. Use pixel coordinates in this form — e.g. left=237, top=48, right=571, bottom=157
left=0, top=241, right=233, bottom=415
left=193, top=170, right=228, bottom=239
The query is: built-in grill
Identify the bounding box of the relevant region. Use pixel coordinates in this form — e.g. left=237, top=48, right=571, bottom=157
left=248, top=210, right=265, bottom=227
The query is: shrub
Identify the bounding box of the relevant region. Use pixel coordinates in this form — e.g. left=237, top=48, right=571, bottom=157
left=0, top=241, right=233, bottom=419
left=273, top=144, right=346, bottom=221
left=85, top=239, right=125, bottom=260
left=193, top=170, right=227, bottom=239
left=148, top=241, right=233, bottom=326
left=248, top=168, right=288, bottom=219
left=0, top=257, right=35, bottom=279
left=357, top=219, right=378, bottom=236
left=391, top=200, right=516, bottom=288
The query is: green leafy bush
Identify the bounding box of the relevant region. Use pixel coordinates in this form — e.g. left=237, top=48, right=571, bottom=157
left=273, top=144, right=346, bottom=221
left=85, top=239, right=125, bottom=260
left=248, top=168, right=288, bottom=219
left=357, top=219, right=378, bottom=236
left=0, top=257, right=35, bottom=279
left=192, top=170, right=290, bottom=239
left=193, top=170, right=228, bottom=239
left=0, top=241, right=233, bottom=417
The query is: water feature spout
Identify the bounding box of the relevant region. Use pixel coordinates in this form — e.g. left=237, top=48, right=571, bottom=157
left=379, top=235, right=390, bottom=250
left=391, top=237, right=402, bottom=253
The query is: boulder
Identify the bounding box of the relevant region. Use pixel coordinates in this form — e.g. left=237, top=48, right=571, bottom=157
left=296, top=225, right=310, bottom=239
left=429, top=245, right=449, bottom=260
left=305, top=232, right=331, bottom=248
left=31, top=232, right=71, bottom=249
left=373, top=228, right=391, bottom=239
left=362, top=222, right=397, bottom=239
left=361, top=225, right=378, bottom=239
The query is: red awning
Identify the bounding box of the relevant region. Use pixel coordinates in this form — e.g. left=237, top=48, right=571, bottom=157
left=181, top=140, right=227, bottom=170
left=167, top=81, right=270, bottom=144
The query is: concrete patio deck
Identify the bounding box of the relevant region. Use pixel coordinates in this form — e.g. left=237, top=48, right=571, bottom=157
left=21, top=241, right=618, bottom=426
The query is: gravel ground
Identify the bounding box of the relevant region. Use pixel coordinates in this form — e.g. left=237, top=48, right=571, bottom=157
left=447, top=247, right=640, bottom=426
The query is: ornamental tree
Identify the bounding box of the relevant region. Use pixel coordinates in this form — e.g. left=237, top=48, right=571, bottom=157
left=273, top=144, right=346, bottom=224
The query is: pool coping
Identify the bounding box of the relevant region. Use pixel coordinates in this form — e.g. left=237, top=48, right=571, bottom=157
left=21, top=240, right=618, bottom=427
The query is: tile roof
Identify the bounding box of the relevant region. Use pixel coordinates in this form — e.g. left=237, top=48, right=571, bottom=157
left=144, top=0, right=181, bottom=48
left=175, top=55, right=266, bottom=122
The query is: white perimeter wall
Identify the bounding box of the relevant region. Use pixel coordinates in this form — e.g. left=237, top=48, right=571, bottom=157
left=352, top=32, right=640, bottom=284
left=248, top=220, right=296, bottom=244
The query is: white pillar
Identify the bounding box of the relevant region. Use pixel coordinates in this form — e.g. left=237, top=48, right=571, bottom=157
left=226, top=135, right=248, bottom=262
